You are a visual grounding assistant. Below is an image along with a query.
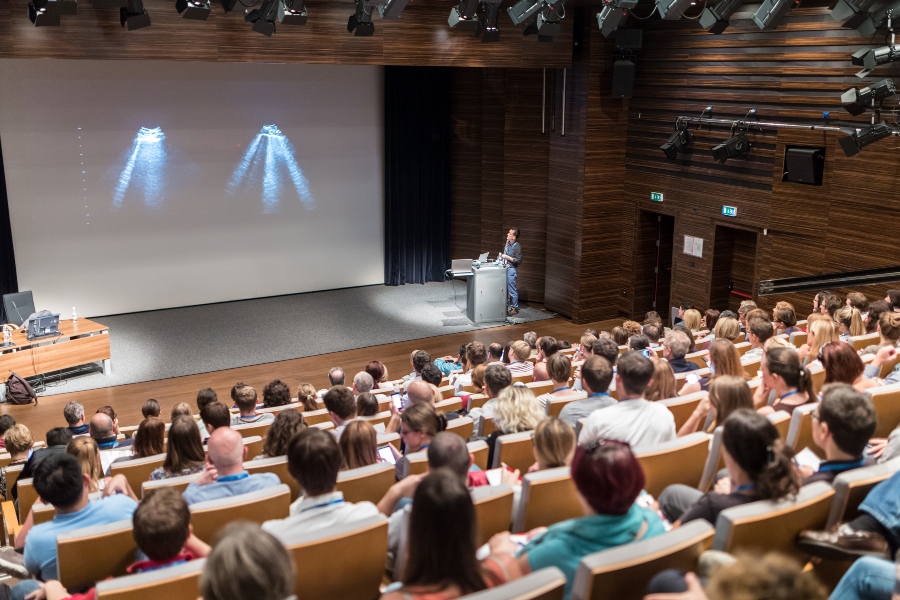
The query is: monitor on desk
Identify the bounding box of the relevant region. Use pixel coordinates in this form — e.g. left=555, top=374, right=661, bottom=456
left=2, top=291, right=35, bottom=327
left=27, top=313, right=59, bottom=340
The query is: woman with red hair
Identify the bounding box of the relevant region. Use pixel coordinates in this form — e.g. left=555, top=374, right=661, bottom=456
left=820, top=341, right=880, bottom=393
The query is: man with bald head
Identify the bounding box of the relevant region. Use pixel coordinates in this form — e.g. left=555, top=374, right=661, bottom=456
left=182, top=428, right=281, bottom=505
left=406, top=380, right=435, bottom=406
left=90, top=413, right=133, bottom=475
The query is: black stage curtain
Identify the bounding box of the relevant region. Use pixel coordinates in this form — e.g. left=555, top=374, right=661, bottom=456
left=0, top=135, right=18, bottom=322
left=383, top=66, right=452, bottom=286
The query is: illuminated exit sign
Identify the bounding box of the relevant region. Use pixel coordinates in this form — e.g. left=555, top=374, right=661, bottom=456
left=650, top=192, right=664, bottom=202
left=722, top=205, right=737, bottom=217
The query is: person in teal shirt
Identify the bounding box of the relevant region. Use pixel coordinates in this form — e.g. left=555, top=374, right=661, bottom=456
left=488, top=439, right=665, bottom=599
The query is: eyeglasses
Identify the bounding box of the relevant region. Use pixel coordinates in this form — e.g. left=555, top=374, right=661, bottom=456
left=399, top=428, right=413, bottom=436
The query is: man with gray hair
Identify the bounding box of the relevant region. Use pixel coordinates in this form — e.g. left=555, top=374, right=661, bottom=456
left=64, top=402, right=89, bottom=436
left=523, top=331, right=537, bottom=350
left=317, top=366, right=346, bottom=398
left=352, top=371, right=375, bottom=396
left=90, top=413, right=132, bottom=474
left=662, top=330, right=699, bottom=373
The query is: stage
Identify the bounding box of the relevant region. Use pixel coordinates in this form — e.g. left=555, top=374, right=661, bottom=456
left=36, top=281, right=555, bottom=396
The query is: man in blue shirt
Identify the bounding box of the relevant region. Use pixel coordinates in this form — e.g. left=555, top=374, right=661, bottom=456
left=500, top=228, right=522, bottom=316
left=558, top=356, right=616, bottom=428
left=182, top=427, right=281, bottom=505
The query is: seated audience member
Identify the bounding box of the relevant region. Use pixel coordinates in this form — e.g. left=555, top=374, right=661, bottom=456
left=558, top=356, right=615, bottom=429
left=532, top=360, right=550, bottom=383
left=141, top=398, right=161, bottom=419
left=230, top=385, right=273, bottom=426
left=741, top=315, right=774, bottom=363
left=501, top=341, right=514, bottom=365
left=182, top=427, right=281, bottom=505
left=467, top=364, right=486, bottom=397
left=296, top=382, right=320, bottom=412
left=200, top=522, right=294, bottom=600
left=111, top=417, right=165, bottom=466
left=673, top=325, right=697, bottom=354
left=0, top=425, right=31, bottom=499
left=799, top=383, right=876, bottom=485
left=486, top=386, right=545, bottom=467
left=506, top=341, right=534, bottom=377
left=420, top=363, right=443, bottom=388
left=258, top=410, right=306, bottom=460
left=366, top=359, right=392, bottom=390
left=381, top=471, right=506, bottom=600
left=682, top=309, right=702, bottom=332
left=262, top=427, right=379, bottom=538
left=487, top=440, right=665, bottom=599
left=391, top=402, right=448, bottom=480
left=170, top=402, right=193, bottom=421
left=529, top=417, right=575, bottom=472
left=678, top=375, right=753, bottom=437
left=453, top=342, right=487, bottom=393
left=754, top=346, right=815, bottom=416
left=680, top=338, right=744, bottom=396
left=262, top=379, right=292, bottom=408
left=659, top=409, right=798, bottom=525
left=642, top=313, right=662, bottom=329
left=662, top=330, right=699, bottom=373
left=402, top=350, right=431, bottom=383
left=573, top=337, right=620, bottom=396
left=865, top=299, right=891, bottom=335
left=63, top=402, right=89, bottom=437
left=579, top=351, right=676, bottom=449
left=535, top=354, right=575, bottom=410
left=643, top=323, right=662, bottom=347
left=645, top=357, right=676, bottom=402
left=11, top=428, right=73, bottom=504
left=352, top=371, right=376, bottom=397
left=467, top=364, right=512, bottom=423
left=712, top=317, right=741, bottom=343
left=196, top=388, right=217, bottom=413
left=822, top=555, right=889, bottom=600
left=94, top=406, right=132, bottom=448
left=611, top=327, right=629, bottom=347
left=820, top=340, right=880, bottom=392
left=435, top=345, right=466, bottom=376
left=835, top=306, right=866, bottom=341
left=799, top=318, right=839, bottom=365
left=628, top=334, right=651, bottom=352
left=0, top=415, right=15, bottom=450
left=88, top=413, right=133, bottom=474
left=772, top=305, right=800, bottom=336
left=68, top=437, right=110, bottom=492
left=200, top=401, right=231, bottom=439
left=488, top=342, right=504, bottom=364
left=820, top=293, right=843, bottom=319
left=862, top=311, right=900, bottom=356
left=623, top=320, right=642, bottom=339
left=886, top=289, right=900, bottom=311
left=702, top=309, right=720, bottom=331
left=324, top=385, right=358, bottom=440
left=674, top=302, right=692, bottom=326
left=356, top=392, right=380, bottom=417
left=536, top=336, right=559, bottom=362
left=864, top=344, right=900, bottom=386
left=737, top=300, right=758, bottom=330
left=150, top=417, right=207, bottom=480
left=575, top=333, right=597, bottom=361
left=316, top=367, right=346, bottom=398
left=524, top=331, right=538, bottom=351
left=339, top=420, right=379, bottom=470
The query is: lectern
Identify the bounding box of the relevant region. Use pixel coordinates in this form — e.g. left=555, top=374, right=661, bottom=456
left=466, top=264, right=508, bottom=323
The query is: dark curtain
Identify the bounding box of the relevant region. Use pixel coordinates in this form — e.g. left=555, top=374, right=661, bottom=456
left=384, top=66, right=452, bottom=286
left=0, top=135, right=17, bottom=323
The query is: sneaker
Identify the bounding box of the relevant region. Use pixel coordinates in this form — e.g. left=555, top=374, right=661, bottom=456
left=0, top=546, right=27, bottom=579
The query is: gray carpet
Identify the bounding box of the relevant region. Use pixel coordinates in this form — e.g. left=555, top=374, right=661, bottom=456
left=39, top=281, right=554, bottom=395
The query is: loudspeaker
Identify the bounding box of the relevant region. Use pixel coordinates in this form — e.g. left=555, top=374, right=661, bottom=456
left=611, top=60, right=635, bottom=99
left=783, top=147, right=825, bottom=185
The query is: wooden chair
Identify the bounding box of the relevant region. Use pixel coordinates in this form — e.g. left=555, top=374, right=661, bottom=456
left=141, top=472, right=201, bottom=497
left=733, top=341, right=751, bottom=357
left=545, top=392, right=588, bottom=418
left=868, top=382, right=900, bottom=438
left=2, top=500, right=20, bottom=544
left=808, top=362, right=826, bottom=396
left=446, top=415, right=475, bottom=440
left=57, top=519, right=137, bottom=591
left=358, top=411, right=392, bottom=429
left=850, top=332, right=880, bottom=351
left=767, top=410, right=792, bottom=441
left=461, top=567, right=566, bottom=600
left=5, top=463, right=24, bottom=501
left=734, top=332, right=746, bottom=343
left=786, top=403, right=821, bottom=457
left=880, top=354, right=900, bottom=378
left=118, top=426, right=139, bottom=440
left=336, top=462, right=395, bottom=504
left=242, top=435, right=264, bottom=460
left=492, top=431, right=535, bottom=472
left=570, top=520, right=715, bottom=600
left=405, top=440, right=489, bottom=477
left=377, top=397, right=391, bottom=413
left=658, top=391, right=708, bottom=431
left=95, top=557, right=205, bottom=600
left=472, top=484, right=515, bottom=546
left=742, top=357, right=761, bottom=379
left=674, top=369, right=710, bottom=393
left=232, top=421, right=272, bottom=440
left=435, top=398, right=463, bottom=413
left=684, top=350, right=709, bottom=370
left=635, top=433, right=710, bottom=497
left=512, top=466, right=581, bottom=533
left=827, top=456, right=900, bottom=529
left=378, top=432, right=401, bottom=451
left=526, top=380, right=555, bottom=397
left=437, top=385, right=457, bottom=399
left=109, top=453, right=166, bottom=499
left=469, top=439, right=489, bottom=470
left=301, top=408, right=332, bottom=426
left=283, top=515, right=388, bottom=600
left=698, top=426, right=724, bottom=492
left=16, top=477, right=39, bottom=526
left=468, top=394, right=490, bottom=411
left=189, top=484, right=291, bottom=543
left=712, top=481, right=835, bottom=562
left=244, top=455, right=301, bottom=501
left=480, top=415, right=498, bottom=437
left=789, top=331, right=808, bottom=348
left=512, top=373, right=534, bottom=385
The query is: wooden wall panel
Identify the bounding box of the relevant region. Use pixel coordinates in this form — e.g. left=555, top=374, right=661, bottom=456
left=450, top=68, right=483, bottom=262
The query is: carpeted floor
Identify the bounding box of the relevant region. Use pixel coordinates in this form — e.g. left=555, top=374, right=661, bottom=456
left=39, top=281, right=555, bottom=395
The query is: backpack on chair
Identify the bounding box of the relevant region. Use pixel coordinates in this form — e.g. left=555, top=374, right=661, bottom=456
left=5, top=372, right=36, bottom=406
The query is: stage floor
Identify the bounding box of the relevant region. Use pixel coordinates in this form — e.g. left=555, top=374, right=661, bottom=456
left=37, top=281, right=555, bottom=396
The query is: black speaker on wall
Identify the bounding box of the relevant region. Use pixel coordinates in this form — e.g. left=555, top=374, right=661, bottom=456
left=611, top=60, right=635, bottom=99
left=783, top=146, right=825, bottom=185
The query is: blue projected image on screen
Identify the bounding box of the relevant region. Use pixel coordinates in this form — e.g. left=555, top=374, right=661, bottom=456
left=227, top=124, right=315, bottom=214
left=113, top=126, right=167, bottom=209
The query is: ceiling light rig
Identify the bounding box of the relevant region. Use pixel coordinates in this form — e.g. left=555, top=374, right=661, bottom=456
left=596, top=0, right=639, bottom=37
left=449, top=0, right=502, bottom=41
left=176, top=0, right=211, bottom=19
left=28, top=0, right=77, bottom=26
left=841, top=78, right=896, bottom=115
left=507, top=0, right=565, bottom=41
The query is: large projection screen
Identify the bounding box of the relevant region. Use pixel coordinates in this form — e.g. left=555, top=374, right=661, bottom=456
left=0, top=59, right=384, bottom=317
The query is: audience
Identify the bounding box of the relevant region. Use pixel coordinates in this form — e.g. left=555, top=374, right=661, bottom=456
left=258, top=410, right=307, bottom=459
left=356, top=392, right=380, bottom=417
left=754, top=346, right=815, bottom=416
left=467, top=363, right=512, bottom=423
left=742, top=314, right=774, bottom=363
left=558, top=356, right=615, bottom=429
left=453, top=342, right=488, bottom=393
left=63, top=402, right=89, bottom=437
left=170, top=402, right=193, bottom=421
left=391, top=402, right=448, bottom=480
left=845, top=291, right=869, bottom=317
left=529, top=417, right=575, bottom=472
left=200, top=522, right=295, bottom=600
left=352, top=371, right=376, bottom=396
left=534, top=354, right=575, bottom=410
left=645, top=357, right=676, bottom=402
left=339, top=420, right=379, bottom=470
left=323, top=385, right=358, bottom=439
left=712, top=317, right=741, bottom=342
left=230, top=385, right=274, bottom=426
left=0, top=424, right=31, bottom=499
left=297, top=382, right=320, bottom=411
left=679, top=375, right=753, bottom=437
left=682, top=309, right=702, bottom=332
left=506, top=341, right=534, bottom=376
left=141, top=398, right=161, bottom=419
left=196, top=388, right=217, bottom=413
left=486, top=386, right=545, bottom=467
left=88, top=412, right=132, bottom=473
left=865, top=299, right=891, bottom=334
left=862, top=310, right=900, bottom=355
left=611, top=326, right=628, bottom=346
left=262, top=379, right=292, bottom=408
left=12, top=427, right=73, bottom=504
left=67, top=436, right=110, bottom=492
left=679, top=338, right=744, bottom=396
left=835, top=305, right=865, bottom=341
left=112, top=416, right=165, bottom=466
left=662, top=330, right=699, bottom=373
left=200, top=401, right=231, bottom=437
left=820, top=340, right=880, bottom=392
left=0, top=415, right=15, bottom=450
left=367, top=359, right=391, bottom=389
left=94, top=406, right=131, bottom=446
left=799, top=318, right=840, bottom=365
left=149, top=416, right=207, bottom=480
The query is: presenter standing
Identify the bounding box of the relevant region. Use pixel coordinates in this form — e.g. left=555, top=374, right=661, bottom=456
left=500, top=228, right=522, bottom=316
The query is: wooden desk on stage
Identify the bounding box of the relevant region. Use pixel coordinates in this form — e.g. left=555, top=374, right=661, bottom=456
left=0, top=319, right=110, bottom=379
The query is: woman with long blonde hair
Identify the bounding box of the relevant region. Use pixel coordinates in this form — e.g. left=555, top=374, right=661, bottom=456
left=835, top=306, right=865, bottom=340
left=529, top=417, right=575, bottom=472
left=67, top=436, right=109, bottom=492
left=799, top=318, right=840, bottom=365
left=682, top=309, right=702, bottom=332
left=487, top=386, right=545, bottom=469
left=679, top=338, right=744, bottom=397
left=645, top=357, right=676, bottom=402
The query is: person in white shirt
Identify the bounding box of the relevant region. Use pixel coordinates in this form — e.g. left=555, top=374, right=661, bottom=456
left=261, top=428, right=381, bottom=540
left=579, top=351, right=676, bottom=450
left=741, top=313, right=775, bottom=364
left=323, top=386, right=358, bottom=440
left=506, top=341, right=534, bottom=377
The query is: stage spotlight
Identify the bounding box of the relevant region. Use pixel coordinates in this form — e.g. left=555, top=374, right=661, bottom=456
left=839, top=121, right=893, bottom=157
left=476, top=0, right=502, bottom=41
left=661, top=121, right=693, bottom=160
left=347, top=0, right=376, bottom=35
left=120, top=0, right=150, bottom=29
left=509, top=0, right=563, bottom=40
left=379, top=0, right=409, bottom=19
left=245, top=0, right=278, bottom=35
left=279, top=0, right=308, bottom=24
left=830, top=0, right=875, bottom=25
left=841, top=78, right=896, bottom=115
left=176, top=0, right=210, bottom=19
left=29, top=0, right=61, bottom=26
left=856, top=0, right=900, bottom=36
left=752, top=0, right=793, bottom=30
left=711, top=132, right=750, bottom=164
left=852, top=45, right=900, bottom=77
left=699, top=0, right=741, bottom=33
left=449, top=0, right=480, bottom=28
left=597, top=0, right=637, bottom=37
left=657, top=0, right=692, bottom=20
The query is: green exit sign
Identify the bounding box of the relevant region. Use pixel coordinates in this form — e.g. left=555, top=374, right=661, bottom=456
left=722, top=205, right=737, bottom=217
left=650, top=192, right=664, bottom=202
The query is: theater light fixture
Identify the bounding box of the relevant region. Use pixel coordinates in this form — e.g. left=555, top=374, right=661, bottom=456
left=841, top=78, right=896, bottom=115
left=656, top=0, right=692, bottom=20
left=246, top=0, right=278, bottom=35
left=711, top=126, right=751, bottom=164
left=852, top=45, right=900, bottom=77
left=176, top=0, right=210, bottom=19
left=379, top=0, right=411, bottom=19
left=839, top=121, right=894, bottom=157
left=661, top=120, right=693, bottom=160
left=29, top=0, right=62, bottom=25
left=220, top=0, right=239, bottom=11
left=278, top=0, right=308, bottom=24
left=699, top=0, right=741, bottom=33
left=449, top=0, right=480, bottom=29
left=596, top=0, right=638, bottom=37
left=856, top=1, right=900, bottom=37
left=120, top=0, right=150, bottom=29
left=752, top=0, right=794, bottom=30
left=347, top=0, right=376, bottom=35
left=831, top=0, right=876, bottom=26
left=508, top=0, right=564, bottom=41
left=476, top=0, right=502, bottom=41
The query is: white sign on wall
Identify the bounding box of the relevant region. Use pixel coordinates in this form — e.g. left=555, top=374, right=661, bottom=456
left=683, top=235, right=703, bottom=258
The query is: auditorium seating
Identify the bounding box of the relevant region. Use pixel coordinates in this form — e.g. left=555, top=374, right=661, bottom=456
left=766, top=410, right=792, bottom=440
left=301, top=408, right=332, bottom=425
left=658, top=391, right=708, bottom=431
left=698, top=426, right=724, bottom=492
left=95, top=557, right=205, bottom=600
left=109, top=453, right=167, bottom=499
left=232, top=421, right=272, bottom=440
left=189, top=484, right=291, bottom=543
left=16, top=477, right=38, bottom=525
left=850, top=332, right=880, bottom=351
left=471, top=484, right=515, bottom=546
left=635, top=433, right=710, bottom=497
left=244, top=455, right=301, bottom=501
left=868, top=382, right=900, bottom=438
left=827, top=456, right=900, bottom=529
left=358, top=411, right=392, bottom=429
left=446, top=415, right=475, bottom=439
left=491, top=431, right=535, bottom=473
left=404, top=440, right=489, bottom=477
left=786, top=403, right=820, bottom=457
left=141, top=472, right=201, bottom=497
left=461, top=567, right=566, bottom=600
left=436, top=398, right=464, bottom=413
left=57, top=519, right=137, bottom=590
left=512, top=466, right=581, bottom=533
left=336, top=462, right=396, bottom=504
left=546, top=392, right=588, bottom=418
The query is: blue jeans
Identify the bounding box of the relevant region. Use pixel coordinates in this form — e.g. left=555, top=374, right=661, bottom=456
left=859, top=470, right=900, bottom=548
left=507, top=267, right=518, bottom=310
left=830, top=556, right=895, bottom=600
left=11, top=580, right=41, bottom=600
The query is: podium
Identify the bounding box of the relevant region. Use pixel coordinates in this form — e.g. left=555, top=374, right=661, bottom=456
left=466, top=264, right=508, bottom=323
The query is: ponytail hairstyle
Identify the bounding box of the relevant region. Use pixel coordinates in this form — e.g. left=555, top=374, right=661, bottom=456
left=765, top=346, right=814, bottom=399
left=400, top=402, right=447, bottom=440
left=879, top=311, right=900, bottom=343
left=723, top=409, right=799, bottom=502
left=835, top=306, right=865, bottom=337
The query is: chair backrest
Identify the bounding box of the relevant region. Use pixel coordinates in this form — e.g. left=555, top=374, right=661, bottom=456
left=242, top=435, right=264, bottom=459
left=868, top=382, right=900, bottom=438
left=311, top=421, right=335, bottom=431
left=698, top=426, right=724, bottom=492
left=468, top=394, right=490, bottom=411
left=684, top=350, right=710, bottom=370
left=571, top=520, right=715, bottom=600
left=827, top=456, right=900, bottom=529
left=57, top=518, right=137, bottom=591
left=95, top=557, right=205, bottom=600
left=880, top=354, right=900, bottom=378
left=785, top=403, right=821, bottom=457
left=766, top=410, right=791, bottom=440
left=480, top=415, right=498, bottom=437
left=17, top=478, right=38, bottom=526
left=378, top=432, right=401, bottom=451
left=789, top=331, right=808, bottom=348
left=141, top=472, right=201, bottom=497
left=472, top=484, right=515, bottom=546
left=5, top=463, right=24, bottom=498
left=512, top=373, right=534, bottom=385
left=658, top=391, right=708, bottom=431
left=526, top=381, right=555, bottom=397
left=469, top=439, right=490, bottom=470
left=118, top=426, right=139, bottom=440
left=437, top=385, right=457, bottom=399
left=733, top=341, right=751, bottom=357
left=436, top=398, right=463, bottom=413
left=283, top=515, right=388, bottom=600
left=2, top=290, right=34, bottom=327
left=674, top=369, right=711, bottom=393
left=635, top=433, right=711, bottom=497
left=189, top=484, right=291, bottom=543
left=109, top=453, right=167, bottom=500
left=513, top=466, right=581, bottom=533
left=712, top=481, right=835, bottom=562
left=850, top=332, right=880, bottom=351
left=742, top=357, right=761, bottom=379
left=336, top=462, right=395, bottom=505
left=405, top=440, right=489, bottom=478
left=358, top=411, right=392, bottom=429
left=492, top=431, right=535, bottom=472
left=446, top=415, right=475, bottom=440
left=808, top=362, right=826, bottom=397
left=301, top=408, right=332, bottom=425
left=244, top=455, right=301, bottom=501
left=461, top=567, right=567, bottom=600
left=232, top=421, right=272, bottom=440
left=256, top=402, right=304, bottom=416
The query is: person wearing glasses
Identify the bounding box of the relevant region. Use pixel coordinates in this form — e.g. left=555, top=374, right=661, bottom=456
left=754, top=346, right=815, bottom=416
